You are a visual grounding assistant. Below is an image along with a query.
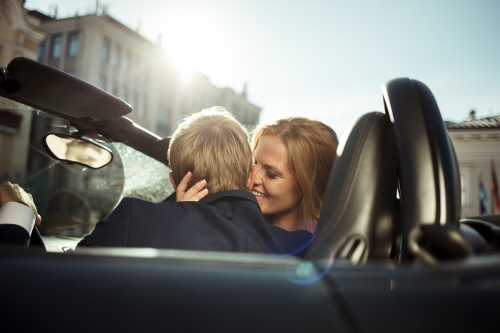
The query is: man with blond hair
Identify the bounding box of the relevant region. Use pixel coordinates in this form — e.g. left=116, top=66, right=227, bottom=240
left=78, top=107, right=285, bottom=253
left=167, top=107, right=253, bottom=197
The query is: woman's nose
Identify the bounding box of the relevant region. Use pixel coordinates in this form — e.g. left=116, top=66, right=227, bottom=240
left=253, top=166, right=263, bottom=185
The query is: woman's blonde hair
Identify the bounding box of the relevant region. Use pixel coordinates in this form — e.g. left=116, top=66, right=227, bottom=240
left=168, top=107, right=252, bottom=193
left=252, top=117, right=338, bottom=231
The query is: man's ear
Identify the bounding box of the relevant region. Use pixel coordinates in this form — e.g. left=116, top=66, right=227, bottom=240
left=246, top=165, right=257, bottom=191
left=169, top=172, right=178, bottom=191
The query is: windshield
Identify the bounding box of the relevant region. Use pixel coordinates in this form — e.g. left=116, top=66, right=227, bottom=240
left=0, top=96, right=173, bottom=239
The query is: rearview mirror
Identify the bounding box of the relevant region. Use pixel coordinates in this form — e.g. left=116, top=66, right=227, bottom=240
left=42, top=133, right=113, bottom=169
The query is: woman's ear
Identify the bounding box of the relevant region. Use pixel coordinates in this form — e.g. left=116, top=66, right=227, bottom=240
left=169, top=172, right=178, bottom=191
left=246, top=165, right=257, bottom=191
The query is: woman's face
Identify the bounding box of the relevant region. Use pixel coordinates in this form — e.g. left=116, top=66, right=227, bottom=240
left=251, top=134, right=303, bottom=229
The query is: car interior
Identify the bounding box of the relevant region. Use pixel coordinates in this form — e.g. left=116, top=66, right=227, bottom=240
left=309, top=77, right=500, bottom=265
left=1, top=57, right=500, bottom=332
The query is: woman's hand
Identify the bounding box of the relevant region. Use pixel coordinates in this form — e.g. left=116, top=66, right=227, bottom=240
left=175, top=172, right=209, bottom=202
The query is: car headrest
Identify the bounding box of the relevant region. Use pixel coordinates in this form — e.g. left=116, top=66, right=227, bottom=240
left=382, top=78, right=461, bottom=259
left=308, top=112, right=399, bottom=264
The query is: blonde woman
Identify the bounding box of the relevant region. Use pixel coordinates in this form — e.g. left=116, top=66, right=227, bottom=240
left=250, top=117, right=338, bottom=234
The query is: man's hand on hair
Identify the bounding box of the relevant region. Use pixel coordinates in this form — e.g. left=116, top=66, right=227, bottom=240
left=175, top=172, right=209, bottom=202
left=0, top=182, right=42, bottom=225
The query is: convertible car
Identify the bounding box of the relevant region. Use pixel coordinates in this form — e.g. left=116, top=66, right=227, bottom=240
left=0, top=57, right=499, bottom=332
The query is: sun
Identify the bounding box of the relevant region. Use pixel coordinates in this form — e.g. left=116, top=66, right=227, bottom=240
left=170, top=55, right=195, bottom=83
left=158, top=7, right=233, bottom=85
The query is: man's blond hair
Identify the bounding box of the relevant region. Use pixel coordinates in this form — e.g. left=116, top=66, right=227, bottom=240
left=168, top=107, right=252, bottom=193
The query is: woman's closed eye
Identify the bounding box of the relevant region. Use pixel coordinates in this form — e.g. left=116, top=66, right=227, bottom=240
left=266, top=171, right=279, bottom=179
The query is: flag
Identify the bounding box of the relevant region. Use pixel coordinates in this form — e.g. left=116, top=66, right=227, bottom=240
left=479, top=177, right=489, bottom=215
left=492, top=159, right=500, bottom=212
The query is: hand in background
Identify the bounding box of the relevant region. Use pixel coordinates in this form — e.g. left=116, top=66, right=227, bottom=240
left=0, top=182, right=41, bottom=226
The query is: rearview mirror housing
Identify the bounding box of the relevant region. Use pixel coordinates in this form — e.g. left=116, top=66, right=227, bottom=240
left=42, top=133, right=113, bottom=169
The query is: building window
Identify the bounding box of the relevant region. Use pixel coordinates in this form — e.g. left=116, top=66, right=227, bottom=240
left=98, top=75, right=107, bottom=91
left=110, top=80, right=118, bottom=96
left=157, top=104, right=169, bottom=133
left=37, top=40, right=45, bottom=62
left=143, top=67, right=149, bottom=85
left=120, top=85, right=128, bottom=101
left=130, top=90, right=138, bottom=110
left=232, top=103, right=240, bottom=119
left=188, top=94, right=194, bottom=108
left=123, top=51, right=130, bottom=72
left=137, top=96, right=146, bottom=118
left=205, top=95, right=213, bottom=108
left=111, top=44, right=120, bottom=67
left=460, top=170, right=471, bottom=207
left=0, top=110, right=23, bottom=134
left=51, top=35, right=62, bottom=59
left=241, top=107, right=247, bottom=124
left=133, top=55, right=140, bottom=67
left=67, top=32, right=79, bottom=57
left=159, top=75, right=168, bottom=93
left=101, top=37, right=110, bottom=62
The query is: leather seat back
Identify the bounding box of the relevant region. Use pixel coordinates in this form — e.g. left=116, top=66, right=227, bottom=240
left=382, top=78, right=461, bottom=259
left=308, top=112, right=399, bottom=264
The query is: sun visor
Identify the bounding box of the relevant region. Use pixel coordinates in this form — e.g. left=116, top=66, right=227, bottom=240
left=2, top=57, right=131, bottom=120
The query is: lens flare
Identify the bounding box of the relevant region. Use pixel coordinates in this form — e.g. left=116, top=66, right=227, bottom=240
left=286, top=243, right=335, bottom=285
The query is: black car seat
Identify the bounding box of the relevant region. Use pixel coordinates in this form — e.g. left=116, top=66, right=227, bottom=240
left=307, top=111, right=399, bottom=264
left=308, top=78, right=484, bottom=265
left=381, top=78, right=465, bottom=261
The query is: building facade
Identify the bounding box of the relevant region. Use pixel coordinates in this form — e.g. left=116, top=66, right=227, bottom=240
left=446, top=111, right=500, bottom=217
left=0, top=0, right=44, bottom=182
left=0, top=0, right=44, bottom=66
left=32, top=9, right=261, bottom=137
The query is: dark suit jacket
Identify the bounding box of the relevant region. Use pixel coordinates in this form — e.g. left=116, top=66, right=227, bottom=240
left=0, top=225, right=30, bottom=247
left=78, top=190, right=312, bottom=254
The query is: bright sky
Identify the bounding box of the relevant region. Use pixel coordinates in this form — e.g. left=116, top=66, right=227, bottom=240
left=25, top=0, right=500, bottom=137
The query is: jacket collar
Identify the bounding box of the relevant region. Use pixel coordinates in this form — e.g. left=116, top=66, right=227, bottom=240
left=200, top=190, right=259, bottom=207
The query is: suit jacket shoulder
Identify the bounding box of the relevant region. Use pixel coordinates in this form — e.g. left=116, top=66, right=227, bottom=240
left=78, top=193, right=274, bottom=253
left=78, top=197, right=134, bottom=247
